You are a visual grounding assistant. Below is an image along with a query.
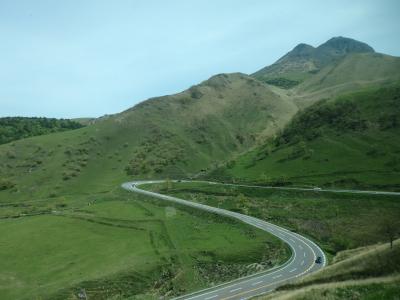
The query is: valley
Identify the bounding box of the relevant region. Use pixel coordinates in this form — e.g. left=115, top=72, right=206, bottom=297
left=1, top=36, right=400, bottom=299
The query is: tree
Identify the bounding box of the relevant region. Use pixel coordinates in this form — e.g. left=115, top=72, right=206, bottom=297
left=381, top=219, right=399, bottom=249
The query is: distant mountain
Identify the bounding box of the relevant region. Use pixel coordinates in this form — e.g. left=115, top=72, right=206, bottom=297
left=252, top=37, right=375, bottom=88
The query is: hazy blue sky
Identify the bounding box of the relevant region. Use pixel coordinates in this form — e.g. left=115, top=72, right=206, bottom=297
left=1, top=0, right=399, bottom=118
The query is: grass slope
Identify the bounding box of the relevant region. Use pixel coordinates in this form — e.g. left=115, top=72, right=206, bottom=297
left=294, top=52, right=400, bottom=106
left=0, top=73, right=297, bottom=203
left=210, top=85, right=400, bottom=190
left=261, top=240, right=400, bottom=300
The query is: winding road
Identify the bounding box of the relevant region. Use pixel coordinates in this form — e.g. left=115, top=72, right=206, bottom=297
left=121, top=180, right=327, bottom=300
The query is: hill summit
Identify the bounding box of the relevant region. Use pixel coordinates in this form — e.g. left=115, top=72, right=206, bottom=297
left=252, top=36, right=375, bottom=87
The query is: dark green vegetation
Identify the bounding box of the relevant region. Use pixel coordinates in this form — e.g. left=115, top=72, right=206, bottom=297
left=0, top=117, right=84, bottom=145
left=261, top=240, right=400, bottom=300
left=1, top=36, right=400, bottom=299
left=143, top=182, right=400, bottom=256
left=211, top=85, right=400, bottom=190
left=264, top=77, right=300, bottom=89
left=0, top=189, right=288, bottom=299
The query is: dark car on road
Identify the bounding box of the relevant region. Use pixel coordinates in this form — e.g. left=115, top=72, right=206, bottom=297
left=315, top=256, right=323, bottom=264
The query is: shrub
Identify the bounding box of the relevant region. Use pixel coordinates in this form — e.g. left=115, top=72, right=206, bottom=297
left=264, top=77, right=300, bottom=89
left=0, top=179, right=15, bottom=190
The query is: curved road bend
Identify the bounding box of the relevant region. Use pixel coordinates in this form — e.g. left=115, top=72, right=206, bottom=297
left=121, top=181, right=326, bottom=300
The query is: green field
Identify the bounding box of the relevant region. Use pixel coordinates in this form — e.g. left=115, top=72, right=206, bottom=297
left=0, top=189, right=288, bottom=300
left=143, top=182, right=400, bottom=256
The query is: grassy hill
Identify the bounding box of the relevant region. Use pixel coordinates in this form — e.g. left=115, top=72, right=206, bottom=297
left=209, top=85, right=400, bottom=190
left=0, top=73, right=298, bottom=203
left=293, top=52, right=400, bottom=107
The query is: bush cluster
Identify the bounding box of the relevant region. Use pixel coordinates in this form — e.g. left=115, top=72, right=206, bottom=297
left=0, top=117, right=84, bottom=145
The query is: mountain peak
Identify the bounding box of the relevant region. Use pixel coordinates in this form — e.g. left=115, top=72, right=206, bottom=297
left=289, top=43, right=315, bottom=57
left=293, top=43, right=314, bottom=52
left=317, top=36, right=374, bottom=54
left=252, top=36, right=376, bottom=87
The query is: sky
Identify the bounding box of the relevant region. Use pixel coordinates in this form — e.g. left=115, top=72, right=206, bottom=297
left=1, top=0, right=399, bottom=118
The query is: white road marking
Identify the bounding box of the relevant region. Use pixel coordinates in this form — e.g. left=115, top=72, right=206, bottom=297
left=289, top=268, right=297, bottom=272
left=304, top=252, right=306, bottom=257
left=290, top=238, right=295, bottom=242
left=273, top=274, right=282, bottom=279
left=205, top=295, right=218, bottom=300
left=251, top=281, right=263, bottom=286
left=301, top=260, right=305, bottom=266
left=229, top=287, right=242, bottom=293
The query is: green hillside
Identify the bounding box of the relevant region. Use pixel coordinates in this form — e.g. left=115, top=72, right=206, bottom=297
left=209, top=85, right=400, bottom=190
left=293, top=52, right=400, bottom=107
left=0, top=73, right=297, bottom=203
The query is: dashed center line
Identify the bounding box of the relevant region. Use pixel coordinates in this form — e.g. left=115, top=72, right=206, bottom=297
left=273, top=274, right=282, bottom=279
left=205, top=295, right=218, bottom=300
left=290, top=238, right=295, bottom=242
left=289, top=268, right=297, bottom=272
left=251, top=281, right=263, bottom=286
left=229, top=287, right=242, bottom=293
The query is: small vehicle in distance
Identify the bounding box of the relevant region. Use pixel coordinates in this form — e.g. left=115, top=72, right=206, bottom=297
left=313, top=187, right=322, bottom=191
left=315, top=256, right=323, bottom=264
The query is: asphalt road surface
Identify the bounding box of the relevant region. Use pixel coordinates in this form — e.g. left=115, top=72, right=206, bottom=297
left=122, top=180, right=327, bottom=299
